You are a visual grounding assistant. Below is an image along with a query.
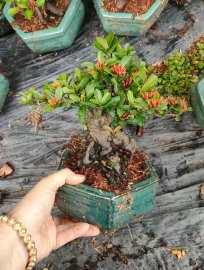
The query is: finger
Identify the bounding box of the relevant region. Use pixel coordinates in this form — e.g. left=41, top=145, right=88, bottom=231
left=55, top=223, right=100, bottom=249
left=38, top=168, right=85, bottom=192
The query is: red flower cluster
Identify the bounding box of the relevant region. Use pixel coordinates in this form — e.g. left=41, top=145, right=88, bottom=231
left=181, top=99, right=188, bottom=111
left=48, top=96, right=59, bottom=106
left=28, top=0, right=36, bottom=10
left=165, top=96, right=179, bottom=105
left=142, top=91, right=159, bottom=100
left=147, top=98, right=164, bottom=109
left=122, top=77, right=133, bottom=88
left=95, top=60, right=106, bottom=69
left=111, top=64, right=126, bottom=76
left=120, top=112, right=130, bottom=120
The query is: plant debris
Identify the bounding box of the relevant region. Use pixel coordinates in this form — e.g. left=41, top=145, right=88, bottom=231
left=0, top=163, right=14, bottom=178
left=12, top=0, right=70, bottom=33
left=26, top=109, right=42, bottom=131
left=63, top=134, right=148, bottom=194
left=103, top=0, right=155, bottom=15
left=163, top=247, right=187, bottom=259
left=199, top=184, right=204, bottom=200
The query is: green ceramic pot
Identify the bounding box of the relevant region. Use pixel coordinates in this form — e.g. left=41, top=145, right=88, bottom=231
left=3, top=0, right=85, bottom=53
left=0, top=74, right=9, bottom=111
left=56, top=151, right=158, bottom=230
left=93, top=0, right=168, bottom=36
left=0, top=14, right=12, bottom=36
left=190, top=79, right=204, bottom=130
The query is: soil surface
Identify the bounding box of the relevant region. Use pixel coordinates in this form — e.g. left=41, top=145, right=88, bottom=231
left=62, top=134, right=148, bottom=194
left=103, top=0, right=155, bottom=15
left=12, top=0, right=70, bottom=33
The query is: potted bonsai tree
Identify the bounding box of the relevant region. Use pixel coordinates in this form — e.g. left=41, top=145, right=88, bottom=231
left=21, top=33, right=189, bottom=230
left=3, top=0, right=85, bottom=53
left=93, top=0, right=168, bottom=36
left=0, top=0, right=12, bottom=35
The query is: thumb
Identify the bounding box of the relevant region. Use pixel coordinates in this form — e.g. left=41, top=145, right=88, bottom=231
left=38, top=168, right=85, bottom=193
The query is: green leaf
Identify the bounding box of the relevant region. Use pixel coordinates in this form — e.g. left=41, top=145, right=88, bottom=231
left=127, top=90, right=135, bottom=105
left=85, top=82, right=95, bottom=99
left=104, top=96, right=120, bottom=108
left=121, top=56, right=132, bottom=68
left=89, top=98, right=100, bottom=105
left=32, top=91, right=42, bottom=101
left=44, top=105, right=56, bottom=112
left=93, top=40, right=106, bottom=53
left=80, top=101, right=98, bottom=108
left=69, top=94, right=80, bottom=102
left=94, top=89, right=102, bottom=103
left=101, top=92, right=111, bottom=105
left=23, top=9, right=34, bottom=20
left=58, top=73, right=68, bottom=81
left=96, top=37, right=109, bottom=50
left=105, top=32, right=114, bottom=47
left=117, top=107, right=124, bottom=117
left=78, top=106, right=87, bottom=128
left=126, top=118, right=138, bottom=125
left=8, top=7, right=19, bottom=16
left=55, top=88, right=63, bottom=100
left=81, top=62, right=95, bottom=69
left=36, top=0, right=45, bottom=7
left=140, top=74, right=158, bottom=93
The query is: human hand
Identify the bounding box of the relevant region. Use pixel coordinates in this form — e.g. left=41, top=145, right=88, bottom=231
left=3, top=169, right=100, bottom=269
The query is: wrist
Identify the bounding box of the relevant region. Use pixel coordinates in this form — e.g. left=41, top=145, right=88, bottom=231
left=0, top=221, right=28, bottom=270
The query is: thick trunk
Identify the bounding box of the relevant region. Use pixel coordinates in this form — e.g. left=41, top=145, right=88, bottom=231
left=83, top=110, right=138, bottom=165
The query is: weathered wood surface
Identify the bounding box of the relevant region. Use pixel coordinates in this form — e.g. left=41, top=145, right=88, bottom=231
left=0, top=1, right=204, bottom=269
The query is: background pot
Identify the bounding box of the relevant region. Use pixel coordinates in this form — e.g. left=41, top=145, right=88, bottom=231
left=93, top=0, right=168, bottom=36
left=190, top=79, right=204, bottom=130
left=0, top=74, right=9, bottom=111
left=56, top=150, right=159, bottom=230
left=0, top=14, right=12, bottom=36
left=3, top=0, right=85, bottom=53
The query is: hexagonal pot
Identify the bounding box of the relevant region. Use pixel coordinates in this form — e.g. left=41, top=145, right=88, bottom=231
left=93, top=0, right=168, bottom=36
left=190, top=78, right=204, bottom=130
left=0, top=74, right=9, bottom=111
left=0, top=14, right=12, bottom=36
left=3, top=0, right=85, bottom=53
left=56, top=150, right=159, bottom=230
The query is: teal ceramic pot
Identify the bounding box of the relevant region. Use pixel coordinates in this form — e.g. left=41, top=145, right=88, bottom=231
left=56, top=151, right=159, bottom=230
left=93, top=0, right=168, bottom=36
left=190, top=79, right=204, bottom=130
left=3, top=0, right=85, bottom=53
left=0, top=14, right=12, bottom=36
left=0, top=74, right=9, bottom=111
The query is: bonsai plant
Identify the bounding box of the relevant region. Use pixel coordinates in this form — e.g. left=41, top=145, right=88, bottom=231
left=21, top=33, right=190, bottom=230
left=0, top=0, right=12, bottom=35
left=3, top=0, right=85, bottom=53
left=93, top=0, right=168, bottom=36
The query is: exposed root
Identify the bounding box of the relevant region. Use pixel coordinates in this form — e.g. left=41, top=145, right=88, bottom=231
left=46, top=2, right=63, bottom=16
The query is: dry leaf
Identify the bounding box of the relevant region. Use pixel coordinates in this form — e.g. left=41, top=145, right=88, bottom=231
left=199, top=184, right=204, bottom=200
left=0, top=163, right=14, bottom=178
left=163, top=247, right=186, bottom=259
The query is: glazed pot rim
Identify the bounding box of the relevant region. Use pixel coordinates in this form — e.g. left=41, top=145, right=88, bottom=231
left=94, top=0, right=164, bottom=21
left=3, top=0, right=79, bottom=38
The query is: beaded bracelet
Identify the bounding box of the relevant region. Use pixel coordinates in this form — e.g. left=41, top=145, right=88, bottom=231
left=0, top=215, right=37, bottom=270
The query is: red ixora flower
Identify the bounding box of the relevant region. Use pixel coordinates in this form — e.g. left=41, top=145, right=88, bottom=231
left=111, top=64, right=126, bottom=76
left=28, top=0, right=36, bottom=10
left=181, top=99, right=188, bottom=111
left=142, top=91, right=159, bottom=100
left=95, top=60, right=106, bottom=69
left=165, top=96, right=179, bottom=106
left=122, top=77, right=133, bottom=88
left=120, top=112, right=130, bottom=120
left=147, top=98, right=164, bottom=109
left=48, top=96, right=59, bottom=106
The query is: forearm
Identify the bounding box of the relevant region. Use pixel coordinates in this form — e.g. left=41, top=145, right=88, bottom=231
left=0, top=222, right=28, bottom=270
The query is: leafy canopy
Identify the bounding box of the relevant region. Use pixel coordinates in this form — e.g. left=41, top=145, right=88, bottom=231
left=21, top=33, right=190, bottom=129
